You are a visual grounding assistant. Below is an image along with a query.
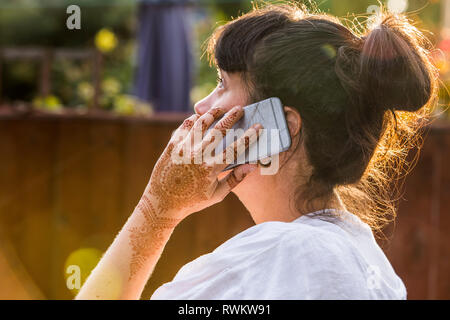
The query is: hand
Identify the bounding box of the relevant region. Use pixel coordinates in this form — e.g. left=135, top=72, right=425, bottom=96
left=141, top=105, right=262, bottom=222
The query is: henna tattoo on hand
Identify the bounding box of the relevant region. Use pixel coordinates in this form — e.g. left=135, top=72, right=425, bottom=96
left=128, top=195, right=179, bottom=280
left=127, top=107, right=247, bottom=281
left=150, top=143, right=213, bottom=211
left=128, top=143, right=214, bottom=280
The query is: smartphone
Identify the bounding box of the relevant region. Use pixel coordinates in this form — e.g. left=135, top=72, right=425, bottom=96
left=205, top=97, right=291, bottom=171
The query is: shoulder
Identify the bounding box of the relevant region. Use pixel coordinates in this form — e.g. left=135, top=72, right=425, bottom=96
left=215, top=219, right=373, bottom=299
left=250, top=220, right=367, bottom=274
left=216, top=217, right=360, bottom=263
left=277, top=221, right=362, bottom=264
left=153, top=214, right=406, bottom=299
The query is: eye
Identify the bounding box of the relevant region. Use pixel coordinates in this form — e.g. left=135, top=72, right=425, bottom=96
left=216, top=76, right=224, bottom=88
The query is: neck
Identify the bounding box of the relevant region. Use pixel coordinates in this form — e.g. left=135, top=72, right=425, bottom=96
left=232, top=156, right=346, bottom=225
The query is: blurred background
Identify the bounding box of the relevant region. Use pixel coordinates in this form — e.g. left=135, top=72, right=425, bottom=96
left=0, top=0, right=448, bottom=299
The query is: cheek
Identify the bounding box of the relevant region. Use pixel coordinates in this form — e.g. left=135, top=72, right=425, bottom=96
left=219, top=92, right=247, bottom=112
left=218, top=82, right=249, bottom=110
left=229, top=88, right=249, bottom=107
left=195, top=84, right=248, bottom=115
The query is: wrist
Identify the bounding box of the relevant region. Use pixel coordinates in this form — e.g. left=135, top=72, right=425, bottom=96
left=134, top=194, right=181, bottom=229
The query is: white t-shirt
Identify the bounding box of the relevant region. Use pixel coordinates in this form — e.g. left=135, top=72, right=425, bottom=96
left=150, top=209, right=407, bottom=299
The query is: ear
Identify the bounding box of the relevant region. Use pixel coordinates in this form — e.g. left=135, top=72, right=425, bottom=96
left=275, top=106, right=302, bottom=170
left=284, top=106, right=301, bottom=137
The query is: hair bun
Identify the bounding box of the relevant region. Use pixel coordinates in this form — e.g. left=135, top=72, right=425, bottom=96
left=358, top=14, right=436, bottom=113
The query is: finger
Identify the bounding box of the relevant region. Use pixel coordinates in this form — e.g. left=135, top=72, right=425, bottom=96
left=213, top=105, right=244, bottom=138
left=212, top=164, right=258, bottom=200
left=171, top=114, right=200, bottom=144
left=200, top=105, right=245, bottom=161
left=193, top=106, right=226, bottom=136
left=180, top=113, right=200, bottom=131
left=217, top=123, right=263, bottom=169
left=201, top=128, right=224, bottom=164
left=188, top=107, right=226, bottom=156
left=194, top=105, right=244, bottom=161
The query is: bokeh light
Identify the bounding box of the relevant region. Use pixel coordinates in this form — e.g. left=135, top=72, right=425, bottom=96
left=95, top=28, right=118, bottom=54
left=321, top=44, right=337, bottom=59
left=64, top=247, right=103, bottom=297
left=387, top=0, right=409, bottom=14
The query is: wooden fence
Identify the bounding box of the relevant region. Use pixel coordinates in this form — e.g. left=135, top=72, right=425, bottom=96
left=0, top=112, right=448, bottom=299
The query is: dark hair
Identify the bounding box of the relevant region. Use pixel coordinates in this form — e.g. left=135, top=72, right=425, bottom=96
left=206, top=3, right=438, bottom=232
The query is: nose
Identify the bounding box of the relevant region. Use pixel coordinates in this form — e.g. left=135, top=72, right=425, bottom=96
left=194, top=99, right=211, bottom=115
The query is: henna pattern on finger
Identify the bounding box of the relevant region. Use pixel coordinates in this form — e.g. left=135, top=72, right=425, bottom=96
left=215, top=108, right=241, bottom=137
left=198, top=108, right=222, bottom=135
left=207, top=107, right=223, bottom=119
left=180, top=114, right=199, bottom=130
left=201, top=119, right=209, bottom=133
left=244, top=136, right=250, bottom=148
left=222, top=127, right=259, bottom=164
left=181, top=119, right=194, bottom=130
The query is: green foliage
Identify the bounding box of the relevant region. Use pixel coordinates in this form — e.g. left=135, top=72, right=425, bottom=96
left=0, top=0, right=135, bottom=46
left=0, top=0, right=143, bottom=114
left=0, top=0, right=448, bottom=118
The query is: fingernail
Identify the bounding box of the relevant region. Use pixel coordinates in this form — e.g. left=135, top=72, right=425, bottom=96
left=254, top=123, right=263, bottom=130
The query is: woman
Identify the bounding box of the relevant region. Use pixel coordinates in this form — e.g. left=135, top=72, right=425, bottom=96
left=76, top=3, right=437, bottom=299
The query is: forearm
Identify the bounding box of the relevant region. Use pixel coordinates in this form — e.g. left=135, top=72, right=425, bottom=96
left=75, top=194, right=180, bottom=300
